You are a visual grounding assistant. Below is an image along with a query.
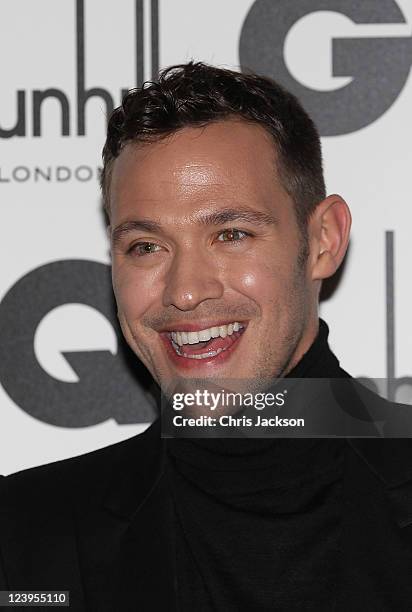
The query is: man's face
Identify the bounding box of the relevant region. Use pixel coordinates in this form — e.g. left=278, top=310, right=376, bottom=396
left=109, top=119, right=318, bottom=393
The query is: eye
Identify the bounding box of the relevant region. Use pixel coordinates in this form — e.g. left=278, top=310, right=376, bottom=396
left=217, top=228, right=250, bottom=242
left=128, top=242, right=162, bottom=256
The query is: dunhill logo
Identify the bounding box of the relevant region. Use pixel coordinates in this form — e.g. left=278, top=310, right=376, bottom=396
left=0, top=0, right=159, bottom=138
left=3, top=0, right=411, bottom=139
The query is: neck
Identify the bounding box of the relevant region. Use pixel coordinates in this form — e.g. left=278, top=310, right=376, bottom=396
left=282, top=317, right=320, bottom=378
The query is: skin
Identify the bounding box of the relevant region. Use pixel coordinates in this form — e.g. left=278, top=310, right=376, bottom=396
left=109, top=119, right=351, bottom=398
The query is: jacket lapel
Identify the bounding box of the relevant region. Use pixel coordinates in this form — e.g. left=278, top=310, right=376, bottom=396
left=74, top=420, right=177, bottom=611
left=113, top=467, right=177, bottom=611
left=348, top=437, right=412, bottom=528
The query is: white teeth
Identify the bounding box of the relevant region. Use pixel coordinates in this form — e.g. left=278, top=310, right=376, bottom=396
left=174, top=346, right=225, bottom=359
left=185, top=347, right=224, bottom=359
left=170, top=335, right=223, bottom=359
left=187, top=331, right=199, bottom=344
left=198, top=329, right=212, bottom=341
left=170, top=321, right=244, bottom=346
left=218, top=325, right=227, bottom=339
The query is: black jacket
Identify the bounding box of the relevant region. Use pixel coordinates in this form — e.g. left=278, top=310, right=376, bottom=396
left=2, top=343, right=412, bottom=610
left=3, top=425, right=412, bottom=610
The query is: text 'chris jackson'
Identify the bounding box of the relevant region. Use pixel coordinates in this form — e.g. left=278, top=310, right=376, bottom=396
left=172, top=414, right=305, bottom=428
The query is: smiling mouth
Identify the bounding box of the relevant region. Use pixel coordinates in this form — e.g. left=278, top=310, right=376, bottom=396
left=165, top=321, right=247, bottom=360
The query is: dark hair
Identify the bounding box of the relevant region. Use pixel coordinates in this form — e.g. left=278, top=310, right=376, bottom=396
left=101, top=61, right=326, bottom=235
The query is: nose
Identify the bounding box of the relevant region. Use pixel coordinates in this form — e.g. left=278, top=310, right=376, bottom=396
left=162, top=247, right=224, bottom=311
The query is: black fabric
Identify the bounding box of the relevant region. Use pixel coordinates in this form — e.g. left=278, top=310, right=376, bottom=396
left=2, top=319, right=412, bottom=610
left=167, top=319, right=346, bottom=611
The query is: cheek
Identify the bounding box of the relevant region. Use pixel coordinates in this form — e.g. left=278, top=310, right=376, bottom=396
left=112, top=265, right=161, bottom=320
left=233, top=259, right=285, bottom=303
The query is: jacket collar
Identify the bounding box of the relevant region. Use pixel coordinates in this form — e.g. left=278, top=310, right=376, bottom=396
left=348, top=437, right=412, bottom=528
left=308, top=320, right=412, bottom=528
left=102, top=418, right=164, bottom=520
left=75, top=419, right=177, bottom=611
left=333, top=376, right=412, bottom=528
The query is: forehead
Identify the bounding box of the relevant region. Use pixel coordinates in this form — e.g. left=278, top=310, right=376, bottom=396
left=109, top=119, right=289, bottom=221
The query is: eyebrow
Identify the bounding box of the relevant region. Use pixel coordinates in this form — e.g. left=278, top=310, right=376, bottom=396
left=111, top=206, right=278, bottom=244
left=198, top=207, right=278, bottom=227
left=112, top=219, right=161, bottom=244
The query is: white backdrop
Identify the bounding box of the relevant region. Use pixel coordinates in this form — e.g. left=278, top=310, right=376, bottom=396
left=1, top=0, right=411, bottom=475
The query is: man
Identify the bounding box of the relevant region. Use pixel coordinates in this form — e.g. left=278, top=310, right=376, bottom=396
left=1, top=62, right=412, bottom=611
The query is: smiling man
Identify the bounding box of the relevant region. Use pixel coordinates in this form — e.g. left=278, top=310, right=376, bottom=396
left=108, top=118, right=338, bottom=390
left=2, top=62, right=412, bottom=611
left=104, top=68, right=351, bottom=425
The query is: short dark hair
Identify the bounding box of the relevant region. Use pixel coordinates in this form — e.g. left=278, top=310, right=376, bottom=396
left=101, top=61, right=326, bottom=234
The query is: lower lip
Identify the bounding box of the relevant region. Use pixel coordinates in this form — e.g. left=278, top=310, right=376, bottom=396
left=160, top=327, right=247, bottom=370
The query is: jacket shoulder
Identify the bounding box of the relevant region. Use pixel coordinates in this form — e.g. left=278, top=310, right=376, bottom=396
left=0, top=419, right=160, bottom=514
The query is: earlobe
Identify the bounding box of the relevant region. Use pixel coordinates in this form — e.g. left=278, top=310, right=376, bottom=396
left=310, top=194, right=351, bottom=281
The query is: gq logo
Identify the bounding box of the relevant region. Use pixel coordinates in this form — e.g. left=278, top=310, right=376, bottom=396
left=240, top=0, right=412, bottom=135
left=0, top=261, right=156, bottom=427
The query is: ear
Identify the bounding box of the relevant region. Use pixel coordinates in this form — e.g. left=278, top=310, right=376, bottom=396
left=308, top=194, right=351, bottom=281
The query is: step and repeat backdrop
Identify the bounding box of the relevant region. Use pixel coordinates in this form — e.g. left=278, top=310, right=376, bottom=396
left=1, top=0, right=411, bottom=474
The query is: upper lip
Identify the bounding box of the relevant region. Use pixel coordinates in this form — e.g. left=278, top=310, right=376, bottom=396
left=158, top=320, right=248, bottom=333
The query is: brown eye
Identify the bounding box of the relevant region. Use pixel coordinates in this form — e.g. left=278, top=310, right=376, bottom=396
left=217, top=229, right=248, bottom=242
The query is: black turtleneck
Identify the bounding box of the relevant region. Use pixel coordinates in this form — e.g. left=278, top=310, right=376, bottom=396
left=166, top=319, right=346, bottom=611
